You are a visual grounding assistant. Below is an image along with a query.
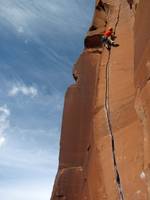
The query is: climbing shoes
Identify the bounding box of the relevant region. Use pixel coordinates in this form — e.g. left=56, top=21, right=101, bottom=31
left=105, top=39, right=119, bottom=51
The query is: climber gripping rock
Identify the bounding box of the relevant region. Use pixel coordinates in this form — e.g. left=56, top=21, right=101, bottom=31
left=100, top=27, right=119, bottom=50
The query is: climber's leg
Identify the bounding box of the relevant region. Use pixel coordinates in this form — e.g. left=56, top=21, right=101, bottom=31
left=108, top=38, right=120, bottom=48
left=101, top=36, right=110, bottom=50
left=100, top=36, right=107, bottom=44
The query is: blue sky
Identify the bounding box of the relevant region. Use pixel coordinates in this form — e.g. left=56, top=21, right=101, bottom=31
left=0, top=1, right=94, bottom=200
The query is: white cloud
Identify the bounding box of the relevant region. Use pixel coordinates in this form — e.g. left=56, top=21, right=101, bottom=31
left=9, top=84, right=38, bottom=98
left=0, top=105, right=10, bottom=147
left=0, top=0, right=94, bottom=39
left=18, top=26, right=24, bottom=33
left=0, top=182, right=52, bottom=200
left=0, top=136, right=5, bottom=146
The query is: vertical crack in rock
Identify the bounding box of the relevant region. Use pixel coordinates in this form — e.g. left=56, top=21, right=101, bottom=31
left=104, top=1, right=125, bottom=200
left=104, top=52, right=124, bottom=200
left=114, top=2, right=122, bottom=34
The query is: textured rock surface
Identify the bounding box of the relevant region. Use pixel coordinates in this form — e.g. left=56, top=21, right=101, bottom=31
left=51, top=0, right=150, bottom=199
left=134, top=0, right=150, bottom=198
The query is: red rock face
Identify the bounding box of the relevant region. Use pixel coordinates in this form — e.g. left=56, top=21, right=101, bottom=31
left=51, top=0, right=149, bottom=199
left=134, top=0, right=150, bottom=198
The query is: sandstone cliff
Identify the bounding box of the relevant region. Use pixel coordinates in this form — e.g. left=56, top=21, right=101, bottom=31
left=51, top=0, right=150, bottom=199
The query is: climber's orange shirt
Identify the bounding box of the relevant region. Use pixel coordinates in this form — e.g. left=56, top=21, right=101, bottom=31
left=103, top=30, right=113, bottom=37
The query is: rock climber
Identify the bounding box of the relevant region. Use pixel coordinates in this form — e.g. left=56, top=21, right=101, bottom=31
left=100, top=27, right=119, bottom=50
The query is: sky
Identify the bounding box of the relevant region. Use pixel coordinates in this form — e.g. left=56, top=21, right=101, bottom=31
left=0, top=1, right=94, bottom=200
